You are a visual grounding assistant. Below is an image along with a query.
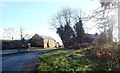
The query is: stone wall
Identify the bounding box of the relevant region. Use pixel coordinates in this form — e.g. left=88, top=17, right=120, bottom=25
left=43, top=39, right=56, bottom=49
left=43, top=39, right=48, bottom=48
left=48, top=40, right=56, bottom=48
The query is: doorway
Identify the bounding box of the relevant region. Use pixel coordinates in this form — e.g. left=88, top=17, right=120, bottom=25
left=47, top=43, right=49, bottom=48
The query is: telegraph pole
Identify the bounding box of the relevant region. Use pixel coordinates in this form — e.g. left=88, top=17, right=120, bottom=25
left=20, top=28, right=23, bottom=40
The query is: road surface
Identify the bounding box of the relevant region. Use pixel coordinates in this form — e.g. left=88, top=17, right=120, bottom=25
left=2, top=49, right=53, bottom=73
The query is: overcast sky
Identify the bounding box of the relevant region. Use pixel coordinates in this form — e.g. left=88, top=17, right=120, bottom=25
left=0, top=0, right=101, bottom=44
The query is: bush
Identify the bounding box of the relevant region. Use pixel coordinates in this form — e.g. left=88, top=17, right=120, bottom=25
left=94, top=43, right=120, bottom=71
left=22, top=44, right=29, bottom=49
left=68, top=43, right=91, bottom=49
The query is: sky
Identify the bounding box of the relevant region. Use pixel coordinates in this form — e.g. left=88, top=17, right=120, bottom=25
left=0, top=0, right=101, bottom=44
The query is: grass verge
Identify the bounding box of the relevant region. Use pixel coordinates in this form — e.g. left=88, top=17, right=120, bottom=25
left=37, top=47, right=114, bottom=72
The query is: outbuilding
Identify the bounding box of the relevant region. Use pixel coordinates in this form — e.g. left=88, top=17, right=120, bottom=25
left=29, top=34, right=57, bottom=49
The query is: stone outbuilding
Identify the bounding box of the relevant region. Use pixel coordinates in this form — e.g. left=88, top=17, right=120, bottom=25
left=29, top=34, right=58, bottom=49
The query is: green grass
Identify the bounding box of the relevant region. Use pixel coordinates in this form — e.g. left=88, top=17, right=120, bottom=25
left=37, top=47, right=116, bottom=72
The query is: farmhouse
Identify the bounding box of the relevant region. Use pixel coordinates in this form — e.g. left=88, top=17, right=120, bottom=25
left=29, top=34, right=58, bottom=49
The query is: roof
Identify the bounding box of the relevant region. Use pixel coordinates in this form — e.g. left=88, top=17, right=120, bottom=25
left=34, top=34, right=55, bottom=40
left=40, top=35, right=55, bottom=40
left=86, top=33, right=99, bottom=39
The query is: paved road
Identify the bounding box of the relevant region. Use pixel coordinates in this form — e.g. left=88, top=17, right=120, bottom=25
left=2, top=49, right=53, bottom=72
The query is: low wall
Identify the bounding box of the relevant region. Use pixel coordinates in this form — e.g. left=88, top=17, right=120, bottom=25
left=1, top=49, right=29, bottom=54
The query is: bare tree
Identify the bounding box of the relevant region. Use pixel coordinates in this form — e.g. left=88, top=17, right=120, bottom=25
left=84, top=0, right=118, bottom=42
left=24, top=34, right=33, bottom=40
left=3, top=28, right=15, bottom=40
left=51, top=8, right=85, bottom=29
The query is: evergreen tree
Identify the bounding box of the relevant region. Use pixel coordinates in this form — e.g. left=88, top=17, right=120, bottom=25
left=56, top=25, right=64, bottom=40
left=74, top=18, right=85, bottom=43
left=57, top=24, right=75, bottom=48
left=64, top=24, right=75, bottom=39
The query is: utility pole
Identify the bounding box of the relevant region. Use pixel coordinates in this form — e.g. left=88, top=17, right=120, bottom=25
left=20, top=28, right=23, bottom=40
left=20, top=27, right=23, bottom=49
left=118, top=2, right=120, bottom=44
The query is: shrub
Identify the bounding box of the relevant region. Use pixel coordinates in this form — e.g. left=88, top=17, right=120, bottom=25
left=22, top=44, right=29, bottom=49
left=94, top=43, right=120, bottom=71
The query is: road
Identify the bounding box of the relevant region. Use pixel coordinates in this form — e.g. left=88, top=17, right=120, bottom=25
left=2, top=49, right=53, bottom=73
